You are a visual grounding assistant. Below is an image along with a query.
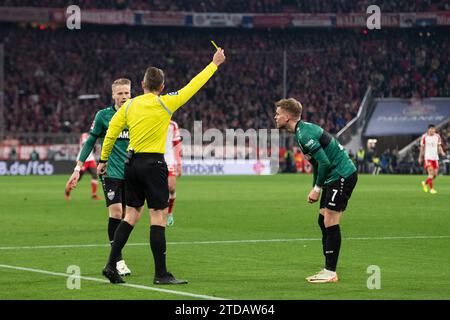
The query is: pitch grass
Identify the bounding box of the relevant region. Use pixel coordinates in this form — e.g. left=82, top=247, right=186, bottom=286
left=0, top=174, right=449, bottom=300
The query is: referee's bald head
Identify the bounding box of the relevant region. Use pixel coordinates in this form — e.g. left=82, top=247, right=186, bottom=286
left=143, top=67, right=165, bottom=92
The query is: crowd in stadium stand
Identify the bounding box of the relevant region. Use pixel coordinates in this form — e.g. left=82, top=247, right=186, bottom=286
left=1, top=25, right=450, bottom=143
left=2, top=0, right=450, bottom=12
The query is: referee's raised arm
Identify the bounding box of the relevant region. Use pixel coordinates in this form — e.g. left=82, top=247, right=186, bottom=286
left=160, top=48, right=226, bottom=114
left=99, top=46, right=226, bottom=285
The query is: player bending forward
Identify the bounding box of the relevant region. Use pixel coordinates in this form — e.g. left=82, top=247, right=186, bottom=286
left=419, top=124, right=446, bottom=194
left=165, top=120, right=182, bottom=227
left=275, top=98, right=358, bottom=283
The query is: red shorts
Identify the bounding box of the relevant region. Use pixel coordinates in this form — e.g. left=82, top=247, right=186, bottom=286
left=82, top=160, right=97, bottom=172
left=167, top=164, right=177, bottom=177
left=424, top=160, right=438, bottom=170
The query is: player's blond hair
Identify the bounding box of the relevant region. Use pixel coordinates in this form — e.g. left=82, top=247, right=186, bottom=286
left=111, top=78, right=131, bottom=91
left=275, top=98, right=303, bottom=118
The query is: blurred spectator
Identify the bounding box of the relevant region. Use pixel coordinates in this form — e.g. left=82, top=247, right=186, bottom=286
left=366, top=147, right=375, bottom=174
left=356, top=147, right=366, bottom=173
left=372, top=154, right=381, bottom=175
left=29, top=149, right=40, bottom=161
left=348, top=149, right=356, bottom=165
left=9, top=147, right=17, bottom=160
left=390, top=148, right=398, bottom=173
left=283, top=147, right=295, bottom=173
left=0, top=25, right=449, bottom=144
left=380, top=149, right=391, bottom=174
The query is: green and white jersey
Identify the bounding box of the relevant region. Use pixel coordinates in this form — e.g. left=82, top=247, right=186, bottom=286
left=78, top=105, right=129, bottom=179
left=294, top=121, right=356, bottom=186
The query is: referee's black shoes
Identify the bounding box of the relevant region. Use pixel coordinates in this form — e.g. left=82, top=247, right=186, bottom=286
left=154, top=272, right=188, bottom=285
left=102, top=264, right=125, bottom=284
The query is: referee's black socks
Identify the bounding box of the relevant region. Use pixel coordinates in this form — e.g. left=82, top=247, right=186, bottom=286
left=150, top=225, right=167, bottom=278
left=325, top=224, right=341, bottom=272
left=108, top=217, right=123, bottom=262
left=107, top=221, right=133, bottom=267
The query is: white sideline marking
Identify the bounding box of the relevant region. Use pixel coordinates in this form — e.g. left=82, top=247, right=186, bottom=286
left=0, top=235, right=449, bottom=251
left=0, top=264, right=227, bottom=300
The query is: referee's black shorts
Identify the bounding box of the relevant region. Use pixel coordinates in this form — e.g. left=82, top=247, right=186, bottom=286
left=124, top=153, right=169, bottom=210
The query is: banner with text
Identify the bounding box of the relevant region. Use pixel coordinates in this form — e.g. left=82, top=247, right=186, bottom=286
left=182, top=159, right=271, bottom=175
left=1, top=7, right=450, bottom=28
left=137, top=11, right=186, bottom=26
left=189, top=13, right=245, bottom=27
left=364, top=99, right=450, bottom=136
left=0, top=160, right=74, bottom=176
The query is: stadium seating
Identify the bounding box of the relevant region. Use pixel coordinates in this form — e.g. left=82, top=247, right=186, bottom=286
left=2, top=25, right=449, bottom=144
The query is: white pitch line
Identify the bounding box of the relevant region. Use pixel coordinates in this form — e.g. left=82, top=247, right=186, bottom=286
left=0, top=235, right=449, bottom=251
left=0, top=264, right=227, bottom=300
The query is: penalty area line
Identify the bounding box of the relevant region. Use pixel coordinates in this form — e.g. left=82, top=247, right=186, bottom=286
left=0, top=264, right=227, bottom=300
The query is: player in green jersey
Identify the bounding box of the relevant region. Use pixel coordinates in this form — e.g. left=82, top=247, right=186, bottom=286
left=274, top=98, right=358, bottom=283
left=66, top=78, right=132, bottom=276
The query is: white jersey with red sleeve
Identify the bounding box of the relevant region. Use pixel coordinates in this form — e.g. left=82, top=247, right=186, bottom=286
left=77, top=133, right=95, bottom=162
left=164, top=121, right=182, bottom=166
left=421, top=133, right=441, bottom=161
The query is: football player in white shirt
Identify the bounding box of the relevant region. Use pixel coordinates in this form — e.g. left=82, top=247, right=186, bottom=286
left=418, top=124, right=446, bottom=194
left=65, top=133, right=101, bottom=200
left=165, top=120, right=182, bottom=226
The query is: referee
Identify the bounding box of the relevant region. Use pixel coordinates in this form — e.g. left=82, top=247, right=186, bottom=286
left=99, top=48, right=226, bottom=284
